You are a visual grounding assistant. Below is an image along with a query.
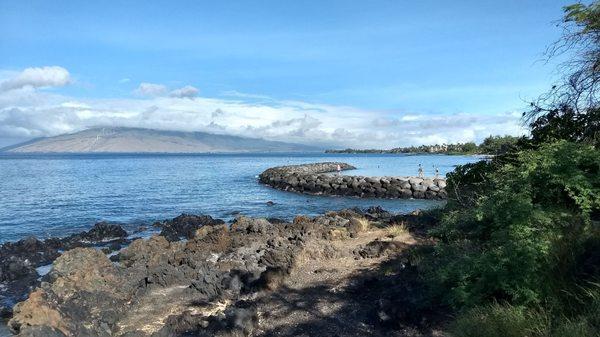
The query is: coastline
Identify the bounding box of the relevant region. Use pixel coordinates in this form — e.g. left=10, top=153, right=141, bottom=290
left=0, top=153, right=473, bottom=244
left=1, top=207, right=442, bottom=336
left=0, top=158, right=465, bottom=336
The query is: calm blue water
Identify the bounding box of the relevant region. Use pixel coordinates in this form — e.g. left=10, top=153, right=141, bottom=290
left=0, top=153, right=480, bottom=243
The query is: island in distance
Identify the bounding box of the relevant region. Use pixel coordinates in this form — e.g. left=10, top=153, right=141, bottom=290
left=0, top=127, right=321, bottom=153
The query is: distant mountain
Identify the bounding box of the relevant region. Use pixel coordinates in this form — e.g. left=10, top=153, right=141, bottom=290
left=1, top=127, right=320, bottom=153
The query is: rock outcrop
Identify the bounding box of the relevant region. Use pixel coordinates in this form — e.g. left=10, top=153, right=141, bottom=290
left=259, top=162, right=447, bottom=199
left=154, top=214, right=226, bottom=242
left=6, top=207, right=420, bottom=337
left=0, top=222, right=129, bottom=319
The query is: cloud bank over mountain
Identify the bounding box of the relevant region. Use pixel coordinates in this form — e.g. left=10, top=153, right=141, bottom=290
left=0, top=66, right=527, bottom=149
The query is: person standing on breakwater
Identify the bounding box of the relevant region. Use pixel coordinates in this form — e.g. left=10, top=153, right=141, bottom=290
left=418, top=164, right=424, bottom=178
left=336, top=164, right=341, bottom=175
left=434, top=167, right=440, bottom=179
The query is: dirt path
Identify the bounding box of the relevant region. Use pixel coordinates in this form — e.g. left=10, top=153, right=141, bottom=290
left=253, top=226, right=445, bottom=337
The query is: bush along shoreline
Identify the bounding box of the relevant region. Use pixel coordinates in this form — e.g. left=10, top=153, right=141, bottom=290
left=412, top=141, right=600, bottom=337
left=391, top=2, right=600, bottom=336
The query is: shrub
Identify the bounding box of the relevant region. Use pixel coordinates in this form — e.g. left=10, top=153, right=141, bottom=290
left=478, top=135, right=521, bottom=155
left=450, top=303, right=549, bottom=337
left=450, top=302, right=600, bottom=337
left=419, top=141, right=600, bottom=310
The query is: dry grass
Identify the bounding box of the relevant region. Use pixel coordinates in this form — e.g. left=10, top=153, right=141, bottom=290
left=387, top=224, right=408, bottom=237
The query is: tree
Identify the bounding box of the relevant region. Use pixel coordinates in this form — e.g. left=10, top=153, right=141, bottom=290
left=478, top=135, right=520, bottom=155
left=526, top=2, right=600, bottom=146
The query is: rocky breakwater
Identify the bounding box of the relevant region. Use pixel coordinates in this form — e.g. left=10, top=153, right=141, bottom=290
left=259, top=162, right=447, bottom=200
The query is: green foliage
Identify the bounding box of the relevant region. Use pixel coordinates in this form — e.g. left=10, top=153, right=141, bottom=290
left=478, top=135, right=520, bottom=155
left=419, top=141, right=600, bottom=311
left=450, top=301, right=600, bottom=337
left=458, top=142, right=478, bottom=154
left=530, top=106, right=600, bottom=147
left=527, top=1, right=600, bottom=135
left=563, top=2, right=600, bottom=32
left=450, top=304, right=550, bottom=337
left=408, top=2, right=600, bottom=335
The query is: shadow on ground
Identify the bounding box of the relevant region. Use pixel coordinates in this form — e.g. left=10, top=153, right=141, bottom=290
left=254, top=252, right=448, bottom=337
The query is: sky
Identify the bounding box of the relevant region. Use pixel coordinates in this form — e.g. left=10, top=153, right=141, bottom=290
left=0, top=0, right=580, bottom=148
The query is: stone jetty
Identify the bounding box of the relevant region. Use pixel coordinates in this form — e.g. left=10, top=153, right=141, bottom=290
left=259, top=162, right=447, bottom=200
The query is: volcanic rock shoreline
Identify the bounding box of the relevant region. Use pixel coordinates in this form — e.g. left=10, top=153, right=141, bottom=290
left=0, top=222, right=130, bottom=319
left=1, top=208, right=444, bottom=337
left=259, top=162, right=447, bottom=200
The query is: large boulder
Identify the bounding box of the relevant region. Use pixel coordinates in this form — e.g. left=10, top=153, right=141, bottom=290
left=0, top=223, right=130, bottom=321
left=435, top=179, right=447, bottom=188
left=0, top=237, right=60, bottom=279
left=117, top=235, right=172, bottom=267
left=79, top=222, right=127, bottom=242
left=413, top=190, right=426, bottom=199
left=421, top=179, right=435, bottom=188
left=412, top=184, right=427, bottom=193
left=399, top=181, right=412, bottom=190
left=400, top=189, right=413, bottom=199
left=47, top=248, right=118, bottom=294
left=408, top=177, right=423, bottom=185
left=159, top=214, right=225, bottom=242
left=9, top=248, right=123, bottom=336
left=231, top=216, right=271, bottom=235
left=8, top=289, right=69, bottom=336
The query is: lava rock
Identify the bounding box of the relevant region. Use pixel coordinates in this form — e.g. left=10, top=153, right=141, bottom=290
left=159, top=214, right=225, bottom=242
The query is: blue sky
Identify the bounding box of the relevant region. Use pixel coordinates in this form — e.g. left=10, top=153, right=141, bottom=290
left=0, top=0, right=579, bottom=148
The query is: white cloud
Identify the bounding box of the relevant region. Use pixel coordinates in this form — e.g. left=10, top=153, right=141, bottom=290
left=61, top=101, right=91, bottom=109
left=0, top=66, right=71, bottom=92
left=170, top=85, right=199, bottom=98
left=0, top=67, right=528, bottom=148
left=133, top=83, right=199, bottom=99
left=211, top=108, right=225, bottom=118
left=119, top=78, right=131, bottom=84
left=133, top=82, right=167, bottom=97
left=0, top=90, right=527, bottom=148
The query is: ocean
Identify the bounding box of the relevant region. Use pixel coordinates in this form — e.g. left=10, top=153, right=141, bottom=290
left=0, top=153, right=480, bottom=244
